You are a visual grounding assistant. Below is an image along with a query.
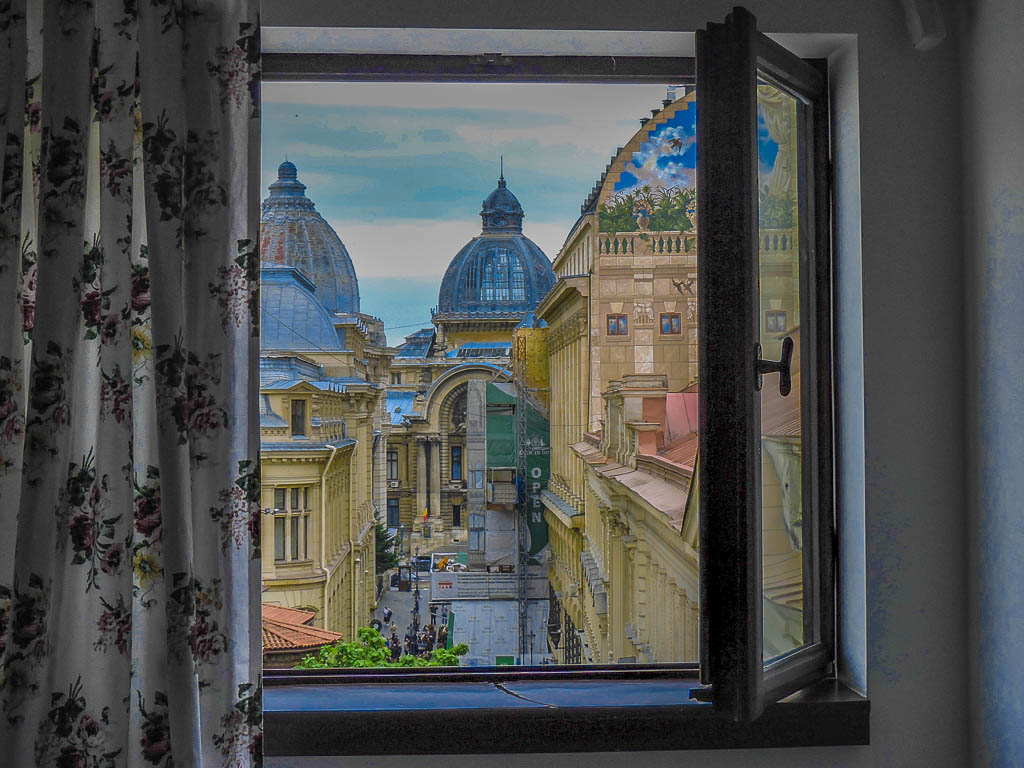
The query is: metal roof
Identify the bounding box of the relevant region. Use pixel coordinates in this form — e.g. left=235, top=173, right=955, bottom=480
left=385, top=391, right=419, bottom=424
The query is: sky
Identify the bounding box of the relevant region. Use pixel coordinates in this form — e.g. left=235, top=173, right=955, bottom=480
left=261, top=82, right=680, bottom=345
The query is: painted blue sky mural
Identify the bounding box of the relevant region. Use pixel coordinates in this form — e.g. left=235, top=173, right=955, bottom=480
left=614, top=102, right=698, bottom=194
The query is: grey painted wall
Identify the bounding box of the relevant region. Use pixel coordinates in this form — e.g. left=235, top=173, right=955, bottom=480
left=262, top=1, right=976, bottom=765
left=964, top=0, right=1024, bottom=766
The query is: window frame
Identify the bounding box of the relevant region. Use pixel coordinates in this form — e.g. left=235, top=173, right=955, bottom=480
left=261, top=23, right=864, bottom=756
left=606, top=313, right=628, bottom=336
left=660, top=311, right=682, bottom=334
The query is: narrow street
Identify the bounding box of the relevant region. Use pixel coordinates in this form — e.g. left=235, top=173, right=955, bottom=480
left=375, top=577, right=430, bottom=641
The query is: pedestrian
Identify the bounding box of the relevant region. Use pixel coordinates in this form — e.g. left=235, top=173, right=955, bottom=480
left=382, top=605, right=392, bottom=625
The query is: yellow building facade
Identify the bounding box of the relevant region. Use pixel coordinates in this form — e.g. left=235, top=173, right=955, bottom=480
left=539, top=86, right=803, bottom=663
left=258, top=161, right=394, bottom=637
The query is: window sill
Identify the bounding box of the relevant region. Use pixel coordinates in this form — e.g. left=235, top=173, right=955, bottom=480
left=263, top=668, right=868, bottom=755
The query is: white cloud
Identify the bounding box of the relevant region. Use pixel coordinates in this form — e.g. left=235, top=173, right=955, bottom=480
left=330, top=217, right=572, bottom=280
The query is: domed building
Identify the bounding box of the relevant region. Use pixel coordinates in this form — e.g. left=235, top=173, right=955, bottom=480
left=258, top=161, right=394, bottom=643
left=260, top=160, right=360, bottom=315
left=384, top=175, right=554, bottom=568
left=432, top=175, right=555, bottom=351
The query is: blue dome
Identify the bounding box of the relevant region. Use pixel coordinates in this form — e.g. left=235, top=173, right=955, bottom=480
left=436, top=177, right=555, bottom=316
left=260, top=161, right=360, bottom=314
left=260, top=266, right=347, bottom=351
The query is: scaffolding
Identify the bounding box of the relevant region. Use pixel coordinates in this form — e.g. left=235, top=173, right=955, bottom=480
left=514, top=333, right=530, bottom=663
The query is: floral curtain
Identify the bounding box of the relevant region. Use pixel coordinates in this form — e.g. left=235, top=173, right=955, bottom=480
left=0, top=2, right=262, bottom=766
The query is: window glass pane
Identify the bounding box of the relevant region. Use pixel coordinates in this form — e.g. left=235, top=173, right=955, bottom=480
left=387, top=498, right=400, bottom=527
left=303, top=514, right=309, bottom=559
left=274, top=488, right=285, bottom=511
left=291, top=487, right=299, bottom=511
left=274, top=517, right=285, bottom=561
left=290, top=516, right=299, bottom=560
left=291, top=399, right=305, bottom=436
left=451, top=446, right=462, bottom=480
left=757, top=79, right=806, bottom=661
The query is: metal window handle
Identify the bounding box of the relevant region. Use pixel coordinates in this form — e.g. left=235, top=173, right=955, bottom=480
left=755, top=336, right=794, bottom=396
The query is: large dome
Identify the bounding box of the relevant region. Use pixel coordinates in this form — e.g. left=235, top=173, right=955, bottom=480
left=436, top=176, right=555, bottom=315
left=260, top=160, right=360, bottom=314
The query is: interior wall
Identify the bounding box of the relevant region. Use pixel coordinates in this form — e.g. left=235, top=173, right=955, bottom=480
left=261, top=1, right=969, bottom=766
left=963, top=0, right=1024, bottom=766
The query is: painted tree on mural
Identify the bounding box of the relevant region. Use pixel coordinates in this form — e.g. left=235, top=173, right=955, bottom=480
left=598, top=186, right=696, bottom=234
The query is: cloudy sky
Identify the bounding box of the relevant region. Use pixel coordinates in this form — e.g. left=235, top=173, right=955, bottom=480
left=261, top=81, right=678, bottom=344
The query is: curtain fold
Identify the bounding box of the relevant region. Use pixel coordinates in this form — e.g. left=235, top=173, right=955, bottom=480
left=0, top=2, right=262, bottom=766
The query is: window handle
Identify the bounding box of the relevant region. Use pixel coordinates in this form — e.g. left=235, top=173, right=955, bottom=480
left=755, top=336, right=794, bottom=396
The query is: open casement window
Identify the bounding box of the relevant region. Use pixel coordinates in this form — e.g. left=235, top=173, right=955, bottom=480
left=695, top=7, right=835, bottom=722
left=261, top=7, right=860, bottom=755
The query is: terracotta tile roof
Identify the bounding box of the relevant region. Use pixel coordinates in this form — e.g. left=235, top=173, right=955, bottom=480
left=262, top=604, right=317, bottom=626
left=262, top=604, right=341, bottom=652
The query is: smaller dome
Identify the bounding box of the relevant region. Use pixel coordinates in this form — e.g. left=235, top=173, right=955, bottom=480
left=480, top=175, right=524, bottom=233
left=260, top=161, right=360, bottom=314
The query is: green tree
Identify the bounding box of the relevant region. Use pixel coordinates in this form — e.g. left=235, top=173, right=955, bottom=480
left=295, top=626, right=470, bottom=669
left=375, top=521, right=399, bottom=573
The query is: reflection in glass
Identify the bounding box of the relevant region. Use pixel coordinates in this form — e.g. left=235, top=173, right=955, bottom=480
left=757, top=80, right=805, bottom=661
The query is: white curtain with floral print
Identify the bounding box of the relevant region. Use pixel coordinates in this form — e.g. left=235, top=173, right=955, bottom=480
left=0, top=2, right=262, bottom=766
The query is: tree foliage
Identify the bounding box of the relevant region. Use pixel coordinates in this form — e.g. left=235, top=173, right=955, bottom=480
left=295, top=626, right=470, bottom=669
left=374, top=521, right=400, bottom=573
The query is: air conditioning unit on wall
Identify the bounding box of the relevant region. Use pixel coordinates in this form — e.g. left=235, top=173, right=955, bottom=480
left=389, top=481, right=399, bottom=488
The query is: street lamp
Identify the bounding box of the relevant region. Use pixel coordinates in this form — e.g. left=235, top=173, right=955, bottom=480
left=527, top=629, right=536, bottom=665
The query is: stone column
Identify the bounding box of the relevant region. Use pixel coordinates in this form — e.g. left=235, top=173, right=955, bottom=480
left=429, top=437, right=442, bottom=532
left=415, top=438, right=427, bottom=534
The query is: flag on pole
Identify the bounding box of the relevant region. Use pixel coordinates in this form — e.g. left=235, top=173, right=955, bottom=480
left=423, top=507, right=429, bottom=522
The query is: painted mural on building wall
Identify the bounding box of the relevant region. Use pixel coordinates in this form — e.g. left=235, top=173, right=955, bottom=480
left=597, top=88, right=797, bottom=235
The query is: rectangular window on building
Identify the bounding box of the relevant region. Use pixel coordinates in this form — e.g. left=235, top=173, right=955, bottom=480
left=290, top=487, right=300, bottom=511
left=290, top=516, right=299, bottom=560
left=660, top=312, right=682, bottom=334
left=273, top=487, right=285, bottom=512
left=606, top=314, right=627, bottom=335
left=468, top=512, right=485, bottom=552
left=391, top=372, right=401, bottom=384
left=303, top=513, right=310, bottom=559
left=450, top=446, right=462, bottom=481
left=765, top=310, right=787, bottom=333
left=387, top=498, right=400, bottom=527
left=274, top=517, right=285, bottom=562
left=387, top=449, right=399, bottom=481
left=291, top=399, right=306, bottom=437
left=452, top=504, right=461, bottom=528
